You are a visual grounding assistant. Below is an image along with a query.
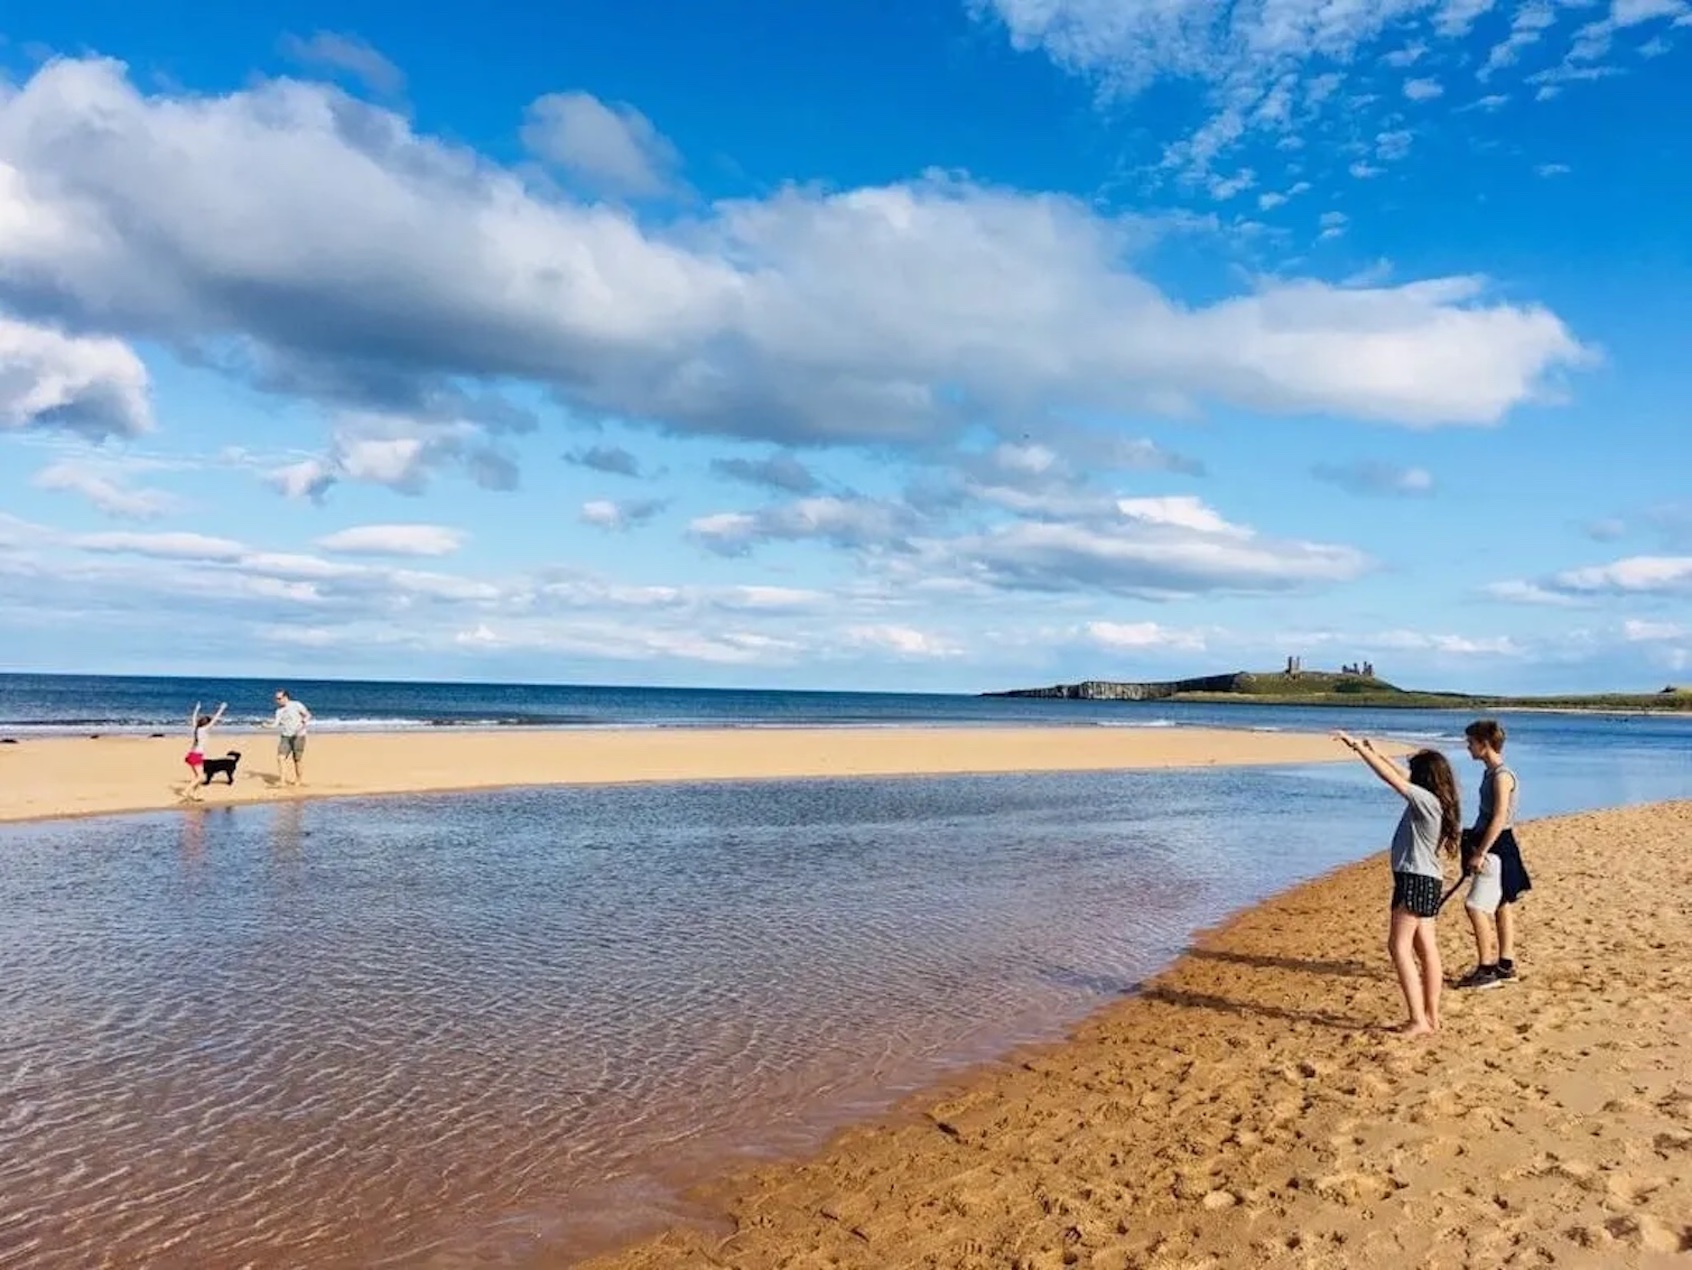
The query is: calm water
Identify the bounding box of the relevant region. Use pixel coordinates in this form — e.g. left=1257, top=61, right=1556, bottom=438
left=0, top=710, right=1687, bottom=1267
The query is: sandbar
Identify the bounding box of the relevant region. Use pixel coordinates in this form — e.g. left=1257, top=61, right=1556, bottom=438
left=0, top=725, right=1384, bottom=826
left=586, top=799, right=1692, bottom=1269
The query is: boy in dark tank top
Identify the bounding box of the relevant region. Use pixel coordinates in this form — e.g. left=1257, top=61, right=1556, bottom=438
left=1456, top=719, right=1534, bottom=989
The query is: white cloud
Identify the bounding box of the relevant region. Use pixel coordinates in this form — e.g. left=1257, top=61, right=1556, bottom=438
left=1085, top=620, right=1208, bottom=651
left=1349, top=161, right=1385, bottom=179
left=1404, top=77, right=1445, bottom=100
left=565, top=444, right=644, bottom=477
left=690, top=496, right=915, bottom=555
left=0, top=57, right=1592, bottom=451
left=1624, top=619, right=1687, bottom=642
left=521, top=91, right=680, bottom=197
left=972, top=0, right=1568, bottom=174
left=278, top=31, right=405, bottom=97
left=843, top=624, right=963, bottom=658
left=0, top=316, right=151, bottom=438
left=924, top=497, right=1369, bottom=599
left=32, top=458, right=174, bottom=519
left=315, top=524, right=467, bottom=557
left=1535, top=162, right=1572, bottom=177
left=75, top=531, right=247, bottom=560
left=1585, top=517, right=1627, bottom=541
left=1208, top=168, right=1256, bottom=200
left=267, top=414, right=520, bottom=499
left=1318, top=210, right=1348, bottom=240
left=710, top=453, right=821, bottom=494
left=1311, top=459, right=1435, bottom=497
left=580, top=498, right=665, bottom=530
left=1550, top=555, right=1692, bottom=595
left=1482, top=579, right=1585, bottom=606
left=1376, top=129, right=1415, bottom=161
left=1368, top=630, right=1522, bottom=655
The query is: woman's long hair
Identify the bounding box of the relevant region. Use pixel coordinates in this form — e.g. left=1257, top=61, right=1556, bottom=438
left=1407, top=749, right=1462, bottom=856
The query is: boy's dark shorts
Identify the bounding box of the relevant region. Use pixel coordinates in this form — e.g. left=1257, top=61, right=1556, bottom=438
left=1391, top=871, right=1443, bottom=918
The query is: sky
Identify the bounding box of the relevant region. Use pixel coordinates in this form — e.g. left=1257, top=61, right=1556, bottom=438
left=0, top=0, right=1688, bottom=694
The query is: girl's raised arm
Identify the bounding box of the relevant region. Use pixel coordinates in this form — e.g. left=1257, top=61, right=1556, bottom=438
left=210, top=702, right=228, bottom=726
left=1334, top=732, right=1414, bottom=799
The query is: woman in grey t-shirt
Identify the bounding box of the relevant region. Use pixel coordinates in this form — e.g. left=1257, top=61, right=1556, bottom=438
left=1336, top=733, right=1462, bottom=1037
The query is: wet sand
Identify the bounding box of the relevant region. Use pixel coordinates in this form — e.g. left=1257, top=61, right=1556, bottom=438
left=0, top=726, right=1382, bottom=825
left=585, top=800, right=1692, bottom=1270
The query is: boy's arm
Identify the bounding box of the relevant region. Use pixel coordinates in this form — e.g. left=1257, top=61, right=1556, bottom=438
left=1469, top=770, right=1515, bottom=862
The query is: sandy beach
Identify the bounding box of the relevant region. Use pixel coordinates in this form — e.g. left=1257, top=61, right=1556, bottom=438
left=0, top=725, right=1383, bottom=825
left=584, top=799, right=1692, bottom=1270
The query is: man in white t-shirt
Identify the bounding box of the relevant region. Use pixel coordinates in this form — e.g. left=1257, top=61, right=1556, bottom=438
left=269, top=689, right=313, bottom=786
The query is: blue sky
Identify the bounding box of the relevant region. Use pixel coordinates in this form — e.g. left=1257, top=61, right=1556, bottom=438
left=1, top=0, right=1688, bottom=693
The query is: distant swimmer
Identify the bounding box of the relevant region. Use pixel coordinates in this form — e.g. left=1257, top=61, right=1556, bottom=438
left=268, top=689, right=313, bottom=787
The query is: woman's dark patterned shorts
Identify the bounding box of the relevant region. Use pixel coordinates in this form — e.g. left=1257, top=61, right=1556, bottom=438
left=1391, top=871, right=1443, bottom=918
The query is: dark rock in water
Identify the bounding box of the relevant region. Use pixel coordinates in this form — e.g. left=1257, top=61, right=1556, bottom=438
left=0, top=737, right=16, bottom=745
left=90, top=733, right=102, bottom=739
left=150, top=732, right=166, bottom=739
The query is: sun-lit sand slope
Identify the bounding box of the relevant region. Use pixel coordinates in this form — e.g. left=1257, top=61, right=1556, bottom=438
left=586, top=801, right=1692, bottom=1270
left=0, top=726, right=1383, bottom=825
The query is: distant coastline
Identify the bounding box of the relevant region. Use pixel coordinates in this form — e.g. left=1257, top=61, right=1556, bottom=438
left=985, top=668, right=1692, bottom=712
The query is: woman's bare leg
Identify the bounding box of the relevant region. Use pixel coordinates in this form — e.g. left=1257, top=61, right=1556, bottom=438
left=1389, top=909, right=1433, bottom=1035
left=1413, top=918, right=1442, bottom=1031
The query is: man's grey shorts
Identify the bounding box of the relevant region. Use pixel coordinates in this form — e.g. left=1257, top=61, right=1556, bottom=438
left=278, top=734, right=307, bottom=760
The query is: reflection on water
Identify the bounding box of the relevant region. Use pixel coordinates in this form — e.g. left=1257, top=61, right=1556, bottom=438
left=0, top=735, right=1686, bottom=1268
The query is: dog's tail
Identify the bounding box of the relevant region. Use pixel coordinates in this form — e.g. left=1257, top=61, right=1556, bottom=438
left=226, top=750, right=242, bottom=759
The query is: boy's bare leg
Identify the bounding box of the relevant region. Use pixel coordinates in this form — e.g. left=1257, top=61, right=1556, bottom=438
left=1496, top=903, right=1516, bottom=963
left=1467, top=905, right=1498, bottom=966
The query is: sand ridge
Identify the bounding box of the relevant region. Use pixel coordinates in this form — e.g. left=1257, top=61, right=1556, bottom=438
left=0, top=725, right=1396, bottom=825
left=583, top=801, right=1692, bottom=1270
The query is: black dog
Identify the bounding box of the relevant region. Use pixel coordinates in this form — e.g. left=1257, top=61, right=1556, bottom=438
left=201, top=750, right=243, bottom=785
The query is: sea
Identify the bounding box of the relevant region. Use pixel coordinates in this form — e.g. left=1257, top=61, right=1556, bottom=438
left=0, top=674, right=1688, bottom=1267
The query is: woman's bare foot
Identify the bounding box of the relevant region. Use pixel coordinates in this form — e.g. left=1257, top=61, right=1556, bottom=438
left=1396, top=1019, right=1437, bottom=1038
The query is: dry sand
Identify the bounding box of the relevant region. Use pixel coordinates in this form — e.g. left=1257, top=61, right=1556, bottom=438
left=584, top=800, right=1692, bottom=1270
left=0, top=725, right=1380, bottom=825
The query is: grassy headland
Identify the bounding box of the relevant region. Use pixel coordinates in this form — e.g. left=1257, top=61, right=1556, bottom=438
left=987, top=670, right=1692, bottom=712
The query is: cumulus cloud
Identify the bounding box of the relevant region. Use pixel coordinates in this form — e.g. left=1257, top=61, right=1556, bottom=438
left=1404, top=77, right=1445, bottom=100
left=1491, top=554, right=1692, bottom=604
left=690, top=495, right=917, bottom=556
left=32, top=458, right=174, bottom=519
left=1549, top=555, right=1692, bottom=595
left=710, top=453, right=821, bottom=494
left=315, top=523, right=467, bottom=556
left=920, top=495, right=1368, bottom=599
left=267, top=414, right=520, bottom=499
left=843, top=624, right=963, bottom=658
left=279, top=31, right=405, bottom=97
left=1085, top=620, right=1208, bottom=651
left=565, top=444, right=644, bottom=477
left=520, top=91, right=681, bottom=197
left=1311, top=459, right=1435, bottom=497
left=0, top=57, right=1591, bottom=454
left=0, top=316, right=151, bottom=438
left=580, top=497, right=666, bottom=530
